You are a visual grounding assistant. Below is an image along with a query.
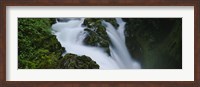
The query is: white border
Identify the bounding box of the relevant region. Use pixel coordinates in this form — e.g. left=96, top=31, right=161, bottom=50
left=6, top=6, right=194, bottom=81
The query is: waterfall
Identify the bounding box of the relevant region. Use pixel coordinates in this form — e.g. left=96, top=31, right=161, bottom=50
left=51, top=18, right=141, bottom=69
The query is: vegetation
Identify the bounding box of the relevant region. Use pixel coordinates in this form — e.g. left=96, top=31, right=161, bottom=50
left=59, top=53, right=99, bottom=69
left=18, top=18, right=99, bottom=69
left=83, top=18, right=117, bottom=56
left=18, top=18, right=182, bottom=69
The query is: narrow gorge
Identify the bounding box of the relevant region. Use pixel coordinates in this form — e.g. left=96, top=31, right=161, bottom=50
left=18, top=18, right=182, bottom=69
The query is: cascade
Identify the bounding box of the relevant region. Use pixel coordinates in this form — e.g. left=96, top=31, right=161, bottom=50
left=51, top=18, right=141, bottom=69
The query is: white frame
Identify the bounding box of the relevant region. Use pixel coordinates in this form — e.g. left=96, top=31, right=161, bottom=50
left=6, top=6, right=194, bottom=81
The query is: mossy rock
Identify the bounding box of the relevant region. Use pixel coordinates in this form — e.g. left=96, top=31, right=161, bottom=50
left=103, top=18, right=119, bottom=29
left=83, top=18, right=118, bottom=29
left=59, top=53, right=99, bottom=69
left=18, top=18, right=64, bottom=69
left=83, top=18, right=114, bottom=56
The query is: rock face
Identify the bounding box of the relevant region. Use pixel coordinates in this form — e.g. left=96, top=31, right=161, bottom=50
left=83, top=18, right=118, bottom=56
left=124, top=18, right=182, bottom=69
left=18, top=18, right=100, bottom=69
left=57, top=18, right=81, bottom=22
left=18, top=18, right=65, bottom=69
left=59, top=53, right=100, bottom=69
left=18, top=18, right=181, bottom=69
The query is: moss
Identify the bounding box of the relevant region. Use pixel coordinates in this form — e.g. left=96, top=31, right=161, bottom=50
left=59, top=53, right=99, bottom=69
left=83, top=18, right=113, bottom=56
left=18, top=18, right=100, bottom=69
left=49, top=18, right=57, bottom=25
left=103, top=18, right=119, bottom=29
left=18, top=18, right=64, bottom=69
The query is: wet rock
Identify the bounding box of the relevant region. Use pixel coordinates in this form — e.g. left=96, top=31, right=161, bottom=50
left=57, top=18, right=81, bottom=22
left=83, top=18, right=112, bottom=56
left=59, top=53, right=100, bottom=69
left=103, top=18, right=119, bottom=29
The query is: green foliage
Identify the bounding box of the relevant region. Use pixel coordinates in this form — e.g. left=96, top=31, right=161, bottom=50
left=18, top=18, right=64, bottom=69
left=59, top=53, right=99, bottom=69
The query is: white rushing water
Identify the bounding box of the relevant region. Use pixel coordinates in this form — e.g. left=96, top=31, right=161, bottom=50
left=51, top=18, right=141, bottom=69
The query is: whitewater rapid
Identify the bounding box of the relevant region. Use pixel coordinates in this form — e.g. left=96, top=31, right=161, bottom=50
left=51, top=18, right=141, bottom=69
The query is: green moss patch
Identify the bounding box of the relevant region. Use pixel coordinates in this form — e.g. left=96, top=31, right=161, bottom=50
left=83, top=18, right=118, bottom=56
left=18, top=18, right=64, bottom=69
left=59, top=53, right=99, bottom=69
